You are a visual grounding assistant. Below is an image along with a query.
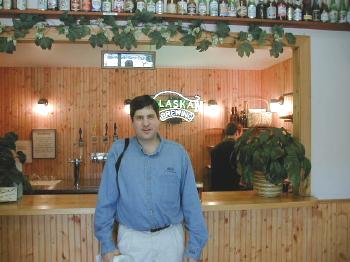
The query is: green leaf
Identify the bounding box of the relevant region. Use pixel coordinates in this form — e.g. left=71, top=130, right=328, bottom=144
left=236, top=42, right=254, bottom=57
left=257, top=30, right=267, bottom=46
left=216, top=22, right=230, bottom=38
left=79, top=16, right=91, bottom=26
left=196, top=39, right=211, bottom=52
left=271, top=25, right=284, bottom=38
left=89, top=32, right=108, bottom=48
left=59, top=12, right=77, bottom=26
left=270, top=40, right=284, bottom=58
left=191, top=20, right=203, bottom=28
left=237, top=31, right=248, bottom=41
left=103, top=16, right=117, bottom=27
left=285, top=32, right=296, bottom=45
left=148, top=31, right=167, bottom=49
left=248, top=25, right=263, bottom=41
left=167, top=22, right=178, bottom=37
left=113, top=31, right=137, bottom=50
left=0, top=37, right=16, bottom=53
left=131, top=9, right=155, bottom=25
left=35, top=36, right=54, bottom=50
left=66, top=25, right=91, bottom=41
left=180, top=33, right=196, bottom=46
left=57, top=26, right=66, bottom=35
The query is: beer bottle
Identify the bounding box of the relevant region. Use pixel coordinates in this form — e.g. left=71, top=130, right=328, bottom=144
left=136, top=0, right=146, bottom=11
left=286, top=0, right=294, bottom=20
left=188, top=0, right=197, bottom=14
left=237, top=0, right=247, bottom=17
left=320, top=0, right=329, bottom=22
left=209, top=0, right=219, bottom=16
left=198, top=0, right=207, bottom=15
left=155, top=0, right=164, bottom=13
left=256, top=0, right=267, bottom=18
left=338, top=0, right=347, bottom=23
left=228, top=0, right=238, bottom=16
left=302, top=0, right=312, bottom=21
left=312, top=0, right=321, bottom=21
left=267, top=0, right=277, bottom=19
left=277, top=0, right=287, bottom=19
left=247, top=0, right=257, bottom=18
left=329, top=0, right=338, bottom=23
left=219, top=0, right=229, bottom=16
left=167, top=0, right=177, bottom=13
left=293, top=0, right=302, bottom=21
left=147, top=0, right=156, bottom=13
left=177, top=0, right=188, bottom=14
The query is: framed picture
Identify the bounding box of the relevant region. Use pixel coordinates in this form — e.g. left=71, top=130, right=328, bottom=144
left=101, top=51, right=156, bottom=69
left=32, top=129, right=56, bottom=159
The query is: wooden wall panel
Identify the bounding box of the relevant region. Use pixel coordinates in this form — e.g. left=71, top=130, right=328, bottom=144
left=1, top=200, right=349, bottom=261
left=0, top=66, right=291, bottom=182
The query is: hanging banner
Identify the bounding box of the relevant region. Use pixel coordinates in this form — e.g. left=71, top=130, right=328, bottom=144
left=153, top=91, right=202, bottom=122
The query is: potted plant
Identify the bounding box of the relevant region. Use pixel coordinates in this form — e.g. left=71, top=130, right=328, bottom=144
left=234, top=127, right=311, bottom=197
left=0, top=132, right=32, bottom=202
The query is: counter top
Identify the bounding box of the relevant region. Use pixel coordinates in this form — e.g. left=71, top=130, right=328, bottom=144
left=0, top=191, right=317, bottom=216
left=30, top=178, right=100, bottom=194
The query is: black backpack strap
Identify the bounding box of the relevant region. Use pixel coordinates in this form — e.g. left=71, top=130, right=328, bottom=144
left=115, top=138, right=130, bottom=193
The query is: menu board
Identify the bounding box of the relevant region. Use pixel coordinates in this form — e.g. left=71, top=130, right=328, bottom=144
left=32, top=129, right=56, bottom=159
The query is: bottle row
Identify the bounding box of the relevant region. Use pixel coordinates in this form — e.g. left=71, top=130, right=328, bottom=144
left=1, top=0, right=350, bottom=24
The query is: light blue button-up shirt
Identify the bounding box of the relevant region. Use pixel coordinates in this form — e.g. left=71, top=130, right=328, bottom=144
left=94, top=136, right=208, bottom=260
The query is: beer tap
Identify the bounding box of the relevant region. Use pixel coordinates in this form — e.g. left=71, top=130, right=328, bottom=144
left=113, top=123, right=118, bottom=142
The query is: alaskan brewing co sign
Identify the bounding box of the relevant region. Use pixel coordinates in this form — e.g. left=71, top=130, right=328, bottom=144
left=153, top=91, right=202, bottom=122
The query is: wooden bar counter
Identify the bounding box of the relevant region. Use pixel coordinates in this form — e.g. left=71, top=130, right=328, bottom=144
left=0, top=192, right=349, bottom=261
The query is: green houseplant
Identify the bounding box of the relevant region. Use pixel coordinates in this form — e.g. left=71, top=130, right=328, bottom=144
left=0, top=132, right=32, bottom=201
left=234, top=127, right=311, bottom=196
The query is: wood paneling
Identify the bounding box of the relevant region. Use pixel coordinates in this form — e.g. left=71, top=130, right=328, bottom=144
left=0, top=66, right=289, bottom=182
left=0, top=199, right=349, bottom=261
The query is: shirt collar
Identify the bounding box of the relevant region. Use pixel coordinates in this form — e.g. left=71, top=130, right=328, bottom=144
left=133, top=134, right=163, bottom=156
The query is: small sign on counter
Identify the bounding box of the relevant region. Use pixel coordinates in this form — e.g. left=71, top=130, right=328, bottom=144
left=32, top=129, right=56, bottom=159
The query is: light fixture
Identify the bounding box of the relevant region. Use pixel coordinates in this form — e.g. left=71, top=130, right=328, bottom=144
left=269, top=96, right=284, bottom=113
left=269, top=92, right=294, bottom=121
left=124, top=99, right=131, bottom=114
left=206, top=99, right=220, bottom=117
left=34, top=98, right=52, bottom=116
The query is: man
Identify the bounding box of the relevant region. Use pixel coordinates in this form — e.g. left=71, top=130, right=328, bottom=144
left=95, top=95, right=208, bottom=262
left=210, top=122, right=243, bottom=191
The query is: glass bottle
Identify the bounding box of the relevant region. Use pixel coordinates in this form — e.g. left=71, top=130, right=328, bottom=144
left=267, top=0, right=277, bottom=19
left=256, top=0, right=267, bottom=18
left=136, top=0, right=146, bottom=11
left=247, top=0, right=257, bottom=18
left=277, top=0, right=287, bottom=19
left=81, top=0, right=92, bottom=11
left=209, top=0, right=219, bottom=16
left=320, top=0, right=329, bottom=22
left=71, top=0, right=81, bottom=10
left=329, top=0, right=338, bottom=23
left=188, top=0, right=197, bottom=14
left=92, top=0, right=102, bottom=11
left=167, top=0, right=177, bottom=13
left=347, top=0, right=350, bottom=23
left=293, top=0, right=302, bottom=21
left=219, top=0, right=229, bottom=16
left=155, top=0, right=164, bottom=13
left=286, top=0, right=294, bottom=20
left=338, top=0, right=347, bottom=23
left=147, top=0, right=156, bottom=13
left=198, top=0, right=207, bottom=14
left=237, top=0, right=247, bottom=17
left=312, top=0, right=321, bottom=21
left=112, top=0, right=123, bottom=11
left=302, top=0, right=312, bottom=20
left=228, top=0, right=238, bottom=16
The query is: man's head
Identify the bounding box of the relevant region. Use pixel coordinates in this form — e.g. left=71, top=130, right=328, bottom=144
left=130, top=95, right=159, bottom=121
left=130, top=95, right=160, bottom=143
left=224, top=122, right=243, bottom=141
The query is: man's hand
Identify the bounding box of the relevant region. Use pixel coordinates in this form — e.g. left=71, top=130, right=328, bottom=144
left=102, top=250, right=121, bottom=262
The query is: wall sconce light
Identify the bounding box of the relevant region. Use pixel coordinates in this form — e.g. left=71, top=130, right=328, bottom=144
left=269, top=96, right=284, bottom=113
left=206, top=99, right=220, bottom=117
left=124, top=99, right=131, bottom=114
left=34, top=98, right=52, bottom=116
left=269, top=92, right=293, bottom=121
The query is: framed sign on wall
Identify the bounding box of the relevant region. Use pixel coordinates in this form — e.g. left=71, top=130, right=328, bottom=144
left=32, top=129, right=56, bottom=159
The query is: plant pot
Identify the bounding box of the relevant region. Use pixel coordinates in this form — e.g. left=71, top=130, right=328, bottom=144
left=253, top=171, right=282, bottom=197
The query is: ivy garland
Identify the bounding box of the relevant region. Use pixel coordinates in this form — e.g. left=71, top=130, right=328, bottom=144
left=0, top=10, right=296, bottom=58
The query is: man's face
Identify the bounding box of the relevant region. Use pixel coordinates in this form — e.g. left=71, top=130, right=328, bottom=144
left=132, top=105, right=160, bottom=142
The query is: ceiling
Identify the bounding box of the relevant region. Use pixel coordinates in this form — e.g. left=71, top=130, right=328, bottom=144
left=0, top=43, right=292, bottom=69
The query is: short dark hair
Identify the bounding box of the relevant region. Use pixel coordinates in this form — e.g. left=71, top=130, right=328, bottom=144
left=224, top=122, right=238, bottom=136
left=130, top=95, right=160, bottom=121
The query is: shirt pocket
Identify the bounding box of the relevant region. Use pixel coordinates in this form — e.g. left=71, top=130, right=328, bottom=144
left=160, top=170, right=180, bottom=208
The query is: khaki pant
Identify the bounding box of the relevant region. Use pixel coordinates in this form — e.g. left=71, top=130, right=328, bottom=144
left=117, top=224, right=185, bottom=262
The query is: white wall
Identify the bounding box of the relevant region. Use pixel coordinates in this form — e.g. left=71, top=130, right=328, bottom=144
left=287, top=28, right=350, bottom=199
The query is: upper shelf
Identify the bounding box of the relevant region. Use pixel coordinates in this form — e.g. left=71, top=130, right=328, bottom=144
left=1, top=9, right=350, bottom=32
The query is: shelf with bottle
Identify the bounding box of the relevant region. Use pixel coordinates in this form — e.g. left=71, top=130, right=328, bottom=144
left=0, top=7, right=349, bottom=31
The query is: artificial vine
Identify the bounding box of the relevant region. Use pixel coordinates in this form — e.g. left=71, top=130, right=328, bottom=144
left=0, top=10, right=295, bottom=58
